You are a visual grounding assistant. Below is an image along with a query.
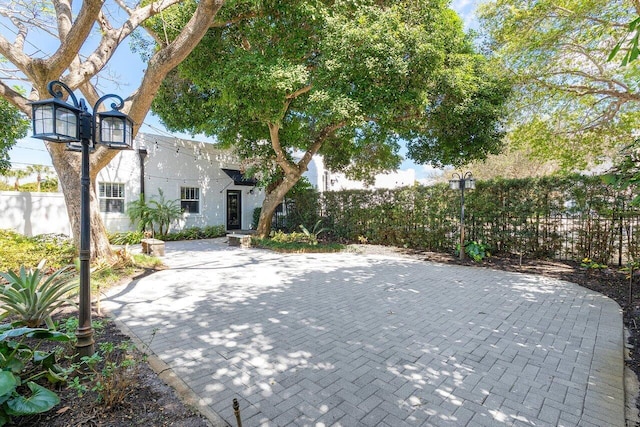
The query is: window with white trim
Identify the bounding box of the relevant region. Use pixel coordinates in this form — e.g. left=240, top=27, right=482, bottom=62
left=181, top=187, right=200, bottom=213
left=98, top=182, right=125, bottom=213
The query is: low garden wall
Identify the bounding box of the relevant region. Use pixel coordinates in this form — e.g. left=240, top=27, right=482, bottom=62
left=0, top=191, right=71, bottom=237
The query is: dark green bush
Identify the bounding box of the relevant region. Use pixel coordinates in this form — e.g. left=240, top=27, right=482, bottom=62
left=159, top=225, right=226, bottom=241
left=252, top=208, right=261, bottom=230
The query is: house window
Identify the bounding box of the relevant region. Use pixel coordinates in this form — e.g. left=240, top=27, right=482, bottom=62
left=98, top=182, right=125, bottom=213
left=181, top=187, right=200, bottom=213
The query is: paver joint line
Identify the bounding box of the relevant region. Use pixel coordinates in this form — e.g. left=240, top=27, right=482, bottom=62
left=103, top=239, right=626, bottom=427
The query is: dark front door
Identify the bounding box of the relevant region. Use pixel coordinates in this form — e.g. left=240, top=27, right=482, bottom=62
left=226, top=190, right=242, bottom=230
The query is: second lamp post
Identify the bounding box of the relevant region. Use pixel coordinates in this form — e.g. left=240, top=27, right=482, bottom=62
left=449, top=172, right=475, bottom=260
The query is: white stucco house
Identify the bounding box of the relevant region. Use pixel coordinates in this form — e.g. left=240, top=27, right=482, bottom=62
left=97, top=132, right=265, bottom=233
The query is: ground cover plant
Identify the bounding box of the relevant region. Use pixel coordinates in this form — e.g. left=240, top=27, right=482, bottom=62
left=252, top=222, right=344, bottom=253
left=0, top=325, right=71, bottom=426
left=7, top=311, right=208, bottom=427
left=0, top=231, right=75, bottom=272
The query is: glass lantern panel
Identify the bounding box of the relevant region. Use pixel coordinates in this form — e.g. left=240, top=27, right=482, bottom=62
left=33, top=105, right=54, bottom=136
left=101, top=116, right=133, bottom=148
left=465, top=179, right=476, bottom=190
left=101, top=117, right=123, bottom=144
left=124, top=122, right=133, bottom=147
left=55, top=107, right=78, bottom=138
left=449, top=180, right=460, bottom=190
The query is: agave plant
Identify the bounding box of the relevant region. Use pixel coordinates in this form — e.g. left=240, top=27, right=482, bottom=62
left=0, top=260, right=78, bottom=329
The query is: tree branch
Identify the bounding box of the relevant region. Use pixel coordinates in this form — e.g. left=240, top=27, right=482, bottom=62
left=268, top=123, right=297, bottom=176
left=0, top=81, right=29, bottom=113
left=0, top=31, right=34, bottom=71
left=285, top=84, right=312, bottom=100
left=46, top=0, right=104, bottom=80
left=65, top=0, right=185, bottom=90
left=126, top=0, right=225, bottom=134
left=297, top=121, right=347, bottom=174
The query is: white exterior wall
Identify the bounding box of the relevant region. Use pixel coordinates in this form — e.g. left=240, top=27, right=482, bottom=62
left=97, top=133, right=265, bottom=233
left=0, top=191, right=71, bottom=236
left=328, top=168, right=416, bottom=191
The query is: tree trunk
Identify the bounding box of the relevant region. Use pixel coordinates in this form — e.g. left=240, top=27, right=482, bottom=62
left=256, top=174, right=301, bottom=238
left=51, top=145, right=113, bottom=260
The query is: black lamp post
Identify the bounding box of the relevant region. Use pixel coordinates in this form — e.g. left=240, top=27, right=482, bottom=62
left=30, top=80, right=133, bottom=357
left=449, top=171, right=475, bottom=260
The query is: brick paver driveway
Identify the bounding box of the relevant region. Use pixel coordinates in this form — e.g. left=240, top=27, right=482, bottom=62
left=104, top=239, right=624, bottom=426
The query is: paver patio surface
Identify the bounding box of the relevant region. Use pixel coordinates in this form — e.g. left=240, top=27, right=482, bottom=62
left=103, top=239, right=625, bottom=426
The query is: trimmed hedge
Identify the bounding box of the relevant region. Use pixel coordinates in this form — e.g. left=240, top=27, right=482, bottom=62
left=281, top=174, right=640, bottom=265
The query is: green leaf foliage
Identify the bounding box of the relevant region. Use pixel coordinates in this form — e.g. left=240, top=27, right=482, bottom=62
left=608, top=16, right=640, bottom=66
left=0, top=371, right=17, bottom=399
left=0, top=325, right=71, bottom=424
left=290, top=174, right=640, bottom=264
left=150, top=0, right=511, bottom=191
left=5, top=382, right=59, bottom=416
left=478, top=0, right=640, bottom=169
left=0, top=99, right=29, bottom=174
left=127, top=189, right=183, bottom=236
left=0, top=231, right=76, bottom=272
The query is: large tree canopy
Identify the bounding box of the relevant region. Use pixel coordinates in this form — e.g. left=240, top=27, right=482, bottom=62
left=0, top=98, right=29, bottom=174
left=0, top=0, right=224, bottom=257
left=152, top=0, right=511, bottom=236
left=479, top=0, right=640, bottom=170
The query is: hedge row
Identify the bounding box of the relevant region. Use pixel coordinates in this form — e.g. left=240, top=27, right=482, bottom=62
left=282, top=175, right=640, bottom=265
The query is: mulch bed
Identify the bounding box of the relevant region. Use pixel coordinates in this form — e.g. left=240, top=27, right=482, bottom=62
left=12, top=312, right=210, bottom=427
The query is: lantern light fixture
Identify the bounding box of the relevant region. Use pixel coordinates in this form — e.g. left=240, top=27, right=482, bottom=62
left=29, top=80, right=134, bottom=358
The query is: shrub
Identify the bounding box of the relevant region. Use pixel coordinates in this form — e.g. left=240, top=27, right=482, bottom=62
left=160, top=225, right=226, bottom=241
left=0, top=260, right=78, bottom=329
left=252, top=208, right=261, bottom=230
left=69, top=331, right=156, bottom=408
left=270, top=230, right=312, bottom=244
left=252, top=236, right=344, bottom=253
left=202, top=225, right=226, bottom=238
left=465, top=241, right=489, bottom=262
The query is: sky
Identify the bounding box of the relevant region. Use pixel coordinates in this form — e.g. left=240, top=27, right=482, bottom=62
left=7, top=0, right=480, bottom=182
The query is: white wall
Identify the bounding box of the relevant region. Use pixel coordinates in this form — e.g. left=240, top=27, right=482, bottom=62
left=328, top=168, right=416, bottom=191
left=0, top=191, right=71, bottom=236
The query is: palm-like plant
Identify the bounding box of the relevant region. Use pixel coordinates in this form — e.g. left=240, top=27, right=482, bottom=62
left=0, top=260, right=78, bottom=329
left=4, top=168, right=30, bottom=191
left=148, top=189, right=183, bottom=236
left=127, top=195, right=153, bottom=234
left=26, top=165, right=53, bottom=192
